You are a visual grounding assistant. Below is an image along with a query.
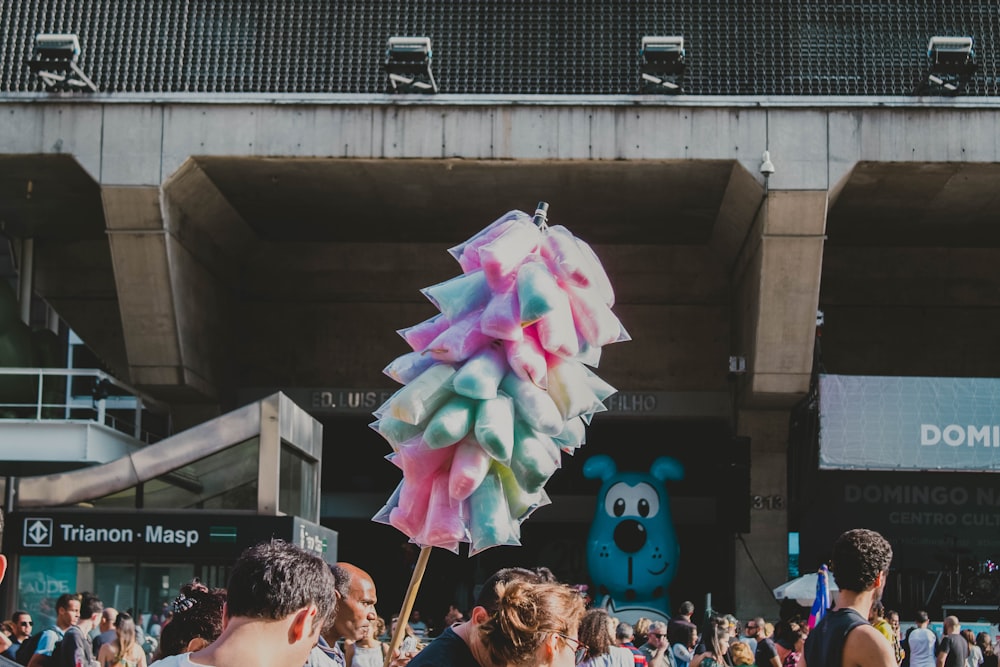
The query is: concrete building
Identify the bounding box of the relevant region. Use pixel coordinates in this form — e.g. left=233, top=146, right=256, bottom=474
left=3, top=1, right=1000, bottom=622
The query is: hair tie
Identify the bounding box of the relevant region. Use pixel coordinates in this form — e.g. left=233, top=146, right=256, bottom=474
left=172, top=593, right=197, bottom=614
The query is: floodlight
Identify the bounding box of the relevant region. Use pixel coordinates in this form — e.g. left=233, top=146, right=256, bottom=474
left=928, top=36, right=973, bottom=65
left=920, top=35, right=976, bottom=94
left=27, top=33, right=97, bottom=92
left=384, top=36, right=438, bottom=93
left=640, top=36, right=686, bottom=93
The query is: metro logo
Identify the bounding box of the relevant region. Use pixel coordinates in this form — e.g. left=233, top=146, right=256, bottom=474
left=145, top=525, right=200, bottom=547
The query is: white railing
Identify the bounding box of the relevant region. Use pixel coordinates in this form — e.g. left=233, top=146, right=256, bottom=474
left=0, top=367, right=170, bottom=443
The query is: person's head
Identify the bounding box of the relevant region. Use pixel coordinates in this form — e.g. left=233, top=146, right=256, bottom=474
left=944, top=616, right=960, bottom=634
left=791, top=629, right=808, bottom=653
left=375, top=616, right=387, bottom=638
left=868, top=600, right=885, bottom=623
left=578, top=609, right=614, bottom=658
left=330, top=562, right=378, bottom=642
left=616, top=622, right=634, bottom=645
left=1, top=620, right=14, bottom=638
left=113, top=613, right=138, bottom=660
left=12, top=611, right=32, bottom=641
left=55, top=593, right=82, bottom=629
left=475, top=567, right=558, bottom=614
left=78, top=594, right=104, bottom=632
left=477, top=580, right=586, bottom=667
left=830, top=529, right=893, bottom=595
left=977, top=632, right=994, bottom=657
left=100, top=607, right=118, bottom=633
left=962, top=629, right=976, bottom=647
left=705, top=624, right=729, bottom=659
left=225, top=539, right=337, bottom=661
left=155, top=581, right=227, bottom=659
left=915, top=610, right=929, bottom=627
left=646, top=621, right=668, bottom=649
left=685, top=625, right=698, bottom=648
left=410, top=610, right=422, bottom=624
left=678, top=601, right=695, bottom=618
left=749, top=617, right=766, bottom=640
left=634, top=618, right=651, bottom=643
left=730, top=642, right=755, bottom=666
left=887, top=610, right=900, bottom=635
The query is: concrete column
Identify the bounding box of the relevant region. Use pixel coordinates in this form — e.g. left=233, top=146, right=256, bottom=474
left=733, top=190, right=827, bottom=406
left=734, top=408, right=791, bottom=619
left=102, top=183, right=230, bottom=401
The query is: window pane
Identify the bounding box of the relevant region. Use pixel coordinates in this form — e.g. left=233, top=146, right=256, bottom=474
left=280, top=443, right=316, bottom=520
left=143, top=437, right=259, bottom=510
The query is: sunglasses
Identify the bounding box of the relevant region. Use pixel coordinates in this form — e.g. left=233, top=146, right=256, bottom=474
left=555, top=633, right=589, bottom=665
left=20, top=621, right=33, bottom=626
left=650, top=633, right=666, bottom=639
left=746, top=625, right=757, bottom=631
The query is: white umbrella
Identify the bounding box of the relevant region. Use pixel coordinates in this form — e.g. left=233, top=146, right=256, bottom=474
left=773, top=572, right=840, bottom=607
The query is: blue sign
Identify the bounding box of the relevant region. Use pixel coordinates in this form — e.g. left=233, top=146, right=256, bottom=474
left=819, top=375, right=1000, bottom=471
left=18, top=556, right=78, bottom=627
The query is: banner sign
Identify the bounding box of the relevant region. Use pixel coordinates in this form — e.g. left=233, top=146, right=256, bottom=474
left=7, top=511, right=338, bottom=564
left=819, top=374, right=1000, bottom=471
left=798, top=470, right=1000, bottom=587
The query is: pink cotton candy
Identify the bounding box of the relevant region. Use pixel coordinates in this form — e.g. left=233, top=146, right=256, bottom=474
left=395, top=435, right=455, bottom=479
left=426, top=309, right=494, bottom=363
left=574, top=237, right=615, bottom=306
left=417, top=470, right=468, bottom=549
left=535, top=291, right=580, bottom=358
left=481, top=287, right=523, bottom=341
left=398, top=314, right=450, bottom=353
left=447, top=211, right=528, bottom=272
left=503, top=330, right=547, bottom=387
left=540, top=225, right=592, bottom=287
left=449, top=437, right=493, bottom=500
left=389, top=477, right=432, bottom=538
left=566, top=283, right=622, bottom=348
left=479, top=219, right=541, bottom=291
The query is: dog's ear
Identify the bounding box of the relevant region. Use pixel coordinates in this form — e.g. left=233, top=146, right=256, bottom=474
left=583, top=455, right=616, bottom=482
left=650, top=457, right=684, bottom=482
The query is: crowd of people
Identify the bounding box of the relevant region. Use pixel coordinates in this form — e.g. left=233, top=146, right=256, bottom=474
left=2, top=527, right=998, bottom=667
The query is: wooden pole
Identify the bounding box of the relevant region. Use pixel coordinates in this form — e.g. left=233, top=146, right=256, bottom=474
left=384, top=545, right=432, bottom=667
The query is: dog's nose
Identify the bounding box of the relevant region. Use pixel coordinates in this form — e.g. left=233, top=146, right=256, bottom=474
left=613, top=519, right=646, bottom=553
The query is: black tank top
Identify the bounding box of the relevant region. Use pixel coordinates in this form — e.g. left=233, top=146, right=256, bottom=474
left=803, top=608, right=867, bottom=667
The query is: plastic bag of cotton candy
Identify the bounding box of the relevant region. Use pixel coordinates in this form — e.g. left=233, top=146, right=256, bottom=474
left=372, top=204, right=628, bottom=555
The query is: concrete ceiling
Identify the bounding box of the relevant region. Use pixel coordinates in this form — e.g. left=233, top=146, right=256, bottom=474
left=0, top=155, right=106, bottom=241
left=195, top=158, right=735, bottom=245
left=827, top=162, right=1000, bottom=248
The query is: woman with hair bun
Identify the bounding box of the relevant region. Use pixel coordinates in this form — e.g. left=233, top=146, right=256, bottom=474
left=152, top=580, right=227, bottom=660
left=475, top=580, right=587, bottom=667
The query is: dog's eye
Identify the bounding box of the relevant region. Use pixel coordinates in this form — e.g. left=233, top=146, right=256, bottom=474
left=638, top=498, right=650, bottom=517
left=613, top=498, right=626, bottom=516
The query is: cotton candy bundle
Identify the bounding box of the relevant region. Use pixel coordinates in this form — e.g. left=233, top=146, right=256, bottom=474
left=372, top=206, right=628, bottom=555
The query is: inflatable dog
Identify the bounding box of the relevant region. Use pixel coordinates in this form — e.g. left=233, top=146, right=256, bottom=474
left=584, top=454, right=684, bottom=624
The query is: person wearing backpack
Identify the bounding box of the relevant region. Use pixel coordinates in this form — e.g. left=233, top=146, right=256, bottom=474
left=20, top=593, right=80, bottom=667
left=53, top=594, right=102, bottom=667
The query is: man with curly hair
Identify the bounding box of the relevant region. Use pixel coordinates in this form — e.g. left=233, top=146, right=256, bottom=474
left=802, top=529, right=895, bottom=667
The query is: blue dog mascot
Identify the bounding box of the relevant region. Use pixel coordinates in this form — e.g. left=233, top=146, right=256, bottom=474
left=584, top=454, right=684, bottom=625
